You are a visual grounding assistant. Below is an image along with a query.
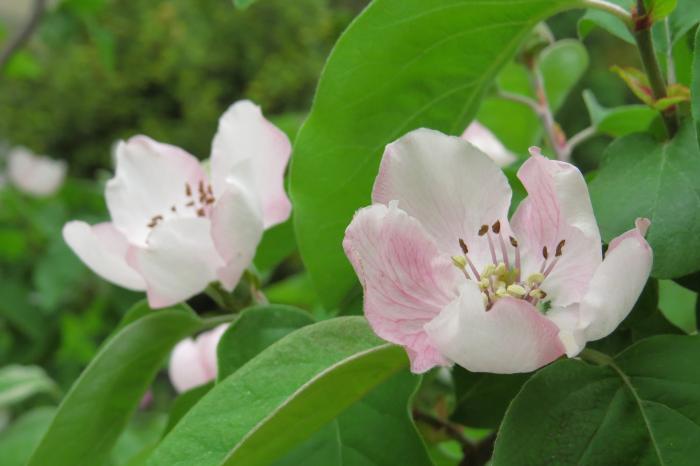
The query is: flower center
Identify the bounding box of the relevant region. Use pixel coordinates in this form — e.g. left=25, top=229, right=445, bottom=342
left=146, top=181, right=216, bottom=229
left=452, top=221, right=565, bottom=311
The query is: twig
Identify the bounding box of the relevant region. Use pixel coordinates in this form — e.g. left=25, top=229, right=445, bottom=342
left=561, top=126, right=597, bottom=160
left=413, top=410, right=474, bottom=453
left=528, top=66, right=569, bottom=161
left=496, top=90, right=539, bottom=113
left=0, top=0, right=48, bottom=73
left=580, top=0, right=633, bottom=27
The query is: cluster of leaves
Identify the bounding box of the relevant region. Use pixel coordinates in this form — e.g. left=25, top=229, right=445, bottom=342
left=2, top=0, right=700, bottom=465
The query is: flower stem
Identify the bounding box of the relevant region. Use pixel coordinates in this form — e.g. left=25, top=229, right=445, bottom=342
left=632, top=0, right=679, bottom=136
left=205, top=283, right=240, bottom=313
left=579, top=347, right=614, bottom=366
left=201, top=313, right=236, bottom=329
left=580, top=0, right=633, bottom=27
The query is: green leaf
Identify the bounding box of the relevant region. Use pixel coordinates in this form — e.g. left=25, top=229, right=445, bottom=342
left=451, top=368, right=529, bottom=429
left=233, top=0, right=257, bottom=9
left=493, top=335, right=700, bottom=465
left=26, top=302, right=202, bottom=466
left=692, top=27, right=700, bottom=148
left=147, top=317, right=408, bottom=466
left=274, top=369, right=432, bottom=466
left=291, top=0, right=582, bottom=308
left=659, top=279, right=697, bottom=332
left=583, top=90, right=657, bottom=137
left=647, top=0, right=678, bottom=21
left=539, top=39, right=589, bottom=112
left=589, top=121, right=700, bottom=278
left=254, top=218, right=297, bottom=273
left=163, top=383, right=213, bottom=435
left=0, top=365, right=59, bottom=409
left=217, top=305, right=315, bottom=380
left=0, top=407, right=55, bottom=466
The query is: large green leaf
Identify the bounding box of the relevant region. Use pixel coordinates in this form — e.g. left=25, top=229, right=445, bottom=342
left=291, top=0, right=582, bottom=308
left=492, top=335, right=700, bottom=465
left=0, top=407, right=56, bottom=466
left=147, top=317, right=408, bottom=466
left=589, top=121, right=700, bottom=278
left=216, top=305, right=315, bottom=380
left=26, top=302, right=203, bottom=466
left=0, top=365, right=59, bottom=409
left=274, top=370, right=432, bottom=466
left=692, top=27, right=700, bottom=148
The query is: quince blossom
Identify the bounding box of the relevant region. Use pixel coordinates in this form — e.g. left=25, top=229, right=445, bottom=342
left=168, top=324, right=228, bottom=393
left=343, top=128, right=652, bottom=374
left=63, top=101, right=290, bottom=308
left=7, top=147, right=67, bottom=197
left=461, top=121, right=516, bottom=167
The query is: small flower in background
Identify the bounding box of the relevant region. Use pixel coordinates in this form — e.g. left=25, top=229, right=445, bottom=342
left=168, top=324, right=229, bottom=393
left=63, top=100, right=291, bottom=308
left=344, top=128, right=652, bottom=374
left=461, top=121, right=516, bottom=167
left=7, top=147, right=67, bottom=197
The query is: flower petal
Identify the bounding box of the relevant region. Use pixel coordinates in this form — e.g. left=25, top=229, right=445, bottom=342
left=425, top=284, right=565, bottom=373
left=579, top=219, right=653, bottom=342
left=372, top=128, right=513, bottom=269
left=106, top=136, right=208, bottom=245
left=62, top=221, right=146, bottom=291
left=126, top=217, right=224, bottom=308
left=8, top=147, right=67, bottom=197
left=511, top=149, right=602, bottom=306
left=168, top=339, right=211, bottom=393
left=461, top=121, right=516, bottom=167
left=210, top=181, right=264, bottom=290
left=343, top=203, right=460, bottom=373
left=210, top=100, right=292, bottom=229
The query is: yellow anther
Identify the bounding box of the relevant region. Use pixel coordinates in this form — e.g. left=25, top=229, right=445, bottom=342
left=527, top=272, right=545, bottom=286
left=482, top=264, right=496, bottom=277
left=494, top=280, right=506, bottom=291
left=451, top=255, right=467, bottom=269
left=495, top=262, right=507, bottom=276
left=496, top=286, right=507, bottom=298
left=479, top=277, right=490, bottom=289
left=506, top=284, right=527, bottom=298
left=529, top=289, right=545, bottom=299
left=481, top=292, right=489, bottom=306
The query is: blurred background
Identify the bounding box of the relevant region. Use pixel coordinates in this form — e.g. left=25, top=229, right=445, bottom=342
left=0, top=1, right=696, bottom=463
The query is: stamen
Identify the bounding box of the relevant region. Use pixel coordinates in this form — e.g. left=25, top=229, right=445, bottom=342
left=478, top=225, right=489, bottom=236
left=542, top=246, right=549, bottom=259
left=539, top=246, right=549, bottom=273
left=186, top=201, right=195, bottom=207
left=543, top=257, right=560, bottom=277
left=507, top=284, right=526, bottom=298
left=555, top=239, right=566, bottom=257
left=526, top=272, right=545, bottom=287
left=457, top=239, right=481, bottom=280
left=451, top=256, right=472, bottom=280
left=510, top=236, right=521, bottom=280
left=196, top=208, right=206, bottom=217
left=480, top=225, right=498, bottom=264
left=185, top=183, right=192, bottom=197
left=147, top=214, right=164, bottom=228
left=493, top=221, right=511, bottom=269
left=170, top=205, right=177, bottom=213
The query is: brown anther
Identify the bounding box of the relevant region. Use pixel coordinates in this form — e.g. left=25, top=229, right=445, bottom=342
left=509, top=236, right=518, bottom=247
left=207, top=185, right=213, bottom=195
left=540, top=291, right=547, bottom=299
left=542, top=246, right=549, bottom=259
left=170, top=205, right=177, bottom=213
left=186, top=201, right=195, bottom=207
left=196, top=208, right=206, bottom=217
left=198, top=180, right=205, bottom=194
left=555, top=239, right=566, bottom=257
left=185, top=183, right=192, bottom=197
left=205, top=197, right=215, bottom=205
left=459, top=238, right=469, bottom=255
left=492, top=220, right=501, bottom=234
left=478, top=225, right=489, bottom=236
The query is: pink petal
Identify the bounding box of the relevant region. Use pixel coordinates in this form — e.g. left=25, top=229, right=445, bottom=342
left=210, top=181, right=264, bottom=290
left=126, top=217, right=224, bottom=308
left=579, top=219, right=653, bottom=342
left=62, top=221, right=146, bottom=291
left=461, top=122, right=516, bottom=167
left=511, top=149, right=602, bottom=306
left=373, top=128, right=513, bottom=270
left=8, top=147, right=66, bottom=197
left=343, top=203, right=460, bottom=373
left=106, top=136, right=208, bottom=245
left=168, top=339, right=211, bottom=393
left=210, top=100, right=292, bottom=229
left=425, top=283, right=565, bottom=374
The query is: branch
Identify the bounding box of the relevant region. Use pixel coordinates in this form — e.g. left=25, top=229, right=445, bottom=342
left=413, top=410, right=474, bottom=453
left=580, top=0, right=633, bottom=27
left=528, top=66, right=569, bottom=161
left=0, top=0, right=48, bottom=73
left=561, top=126, right=597, bottom=160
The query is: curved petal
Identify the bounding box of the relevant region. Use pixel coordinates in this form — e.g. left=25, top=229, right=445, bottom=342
left=210, top=181, right=264, bottom=290
left=461, top=121, right=516, bottom=168
left=210, top=100, right=292, bottom=229
left=63, top=221, right=146, bottom=291
left=197, top=323, right=229, bottom=379
left=8, top=148, right=67, bottom=197
left=343, top=203, right=460, bottom=373
left=372, top=128, right=512, bottom=270
left=106, top=136, right=208, bottom=245
left=579, top=219, right=653, bottom=342
left=511, top=149, right=602, bottom=306
left=425, top=284, right=565, bottom=374
left=546, top=305, right=587, bottom=358
left=168, top=339, right=211, bottom=393
left=126, top=217, right=224, bottom=308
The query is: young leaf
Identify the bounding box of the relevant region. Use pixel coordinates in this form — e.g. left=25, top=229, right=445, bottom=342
left=583, top=90, right=657, bottom=137
left=589, top=121, right=700, bottom=279
left=291, top=0, right=583, bottom=308
left=147, top=317, right=408, bottom=466
left=26, top=302, right=203, bottom=466
left=492, top=335, right=700, bottom=465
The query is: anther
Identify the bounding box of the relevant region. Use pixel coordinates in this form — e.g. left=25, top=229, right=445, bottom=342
left=542, top=246, right=549, bottom=259
left=197, top=208, right=206, bottom=217
left=495, top=262, right=507, bottom=276
left=526, top=272, right=545, bottom=286
left=492, top=220, right=501, bottom=234
left=509, top=236, right=518, bottom=247
left=170, top=205, right=177, bottom=213
left=459, top=238, right=469, bottom=255
left=529, top=289, right=546, bottom=299
left=185, top=183, right=192, bottom=197
left=555, top=239, right=566, bottom=257
left=507, top=284, right=527, bottom=298
left=186, top=201, right=195, bottom=207
left=451, top=255, right=467, bottom=269
left=478, top=225, right=489, bottom=236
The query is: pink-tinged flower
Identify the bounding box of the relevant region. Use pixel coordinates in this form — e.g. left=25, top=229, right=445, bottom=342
left=343, top=129, right=652, bottom=374
left=461, top=121, right=516, bottom=167
left=168, top=324, right=229, bottom=393
left=7, top=147, right=67, bottom=197
left=63, top=100, right=291, bottom=308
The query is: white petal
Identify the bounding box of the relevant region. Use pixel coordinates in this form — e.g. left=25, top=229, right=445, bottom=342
left=168, top=339, right=211, bottom=393
left=106, top=136, right=208, bottom=245
left=372, top=128, right=513, bottom=270
left=62, top=221, right=146, bottom=291
left=425, top=283, right=565, bottom=374
left=461, top=121, right=516, bottom=167
left=126, top=217, right=224, bottom=308
left=210, top=100, right=292, bottom=229
left=8, top=147, right=66, bottom=197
